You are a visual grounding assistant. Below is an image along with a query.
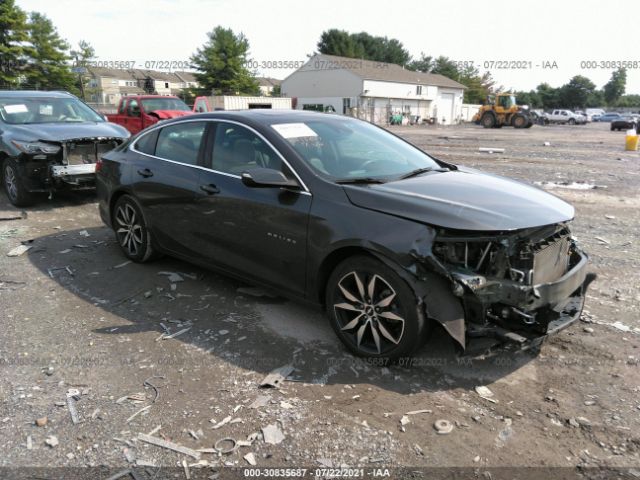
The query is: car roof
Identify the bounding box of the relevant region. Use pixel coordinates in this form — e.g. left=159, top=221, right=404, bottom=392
left=0, top=90, right=76, bottom=98
left=190, top=109, right=352, bottom=123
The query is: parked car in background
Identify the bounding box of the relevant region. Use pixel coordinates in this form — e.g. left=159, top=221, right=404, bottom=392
left=586, top=108, right=606, bottom=120
left=546, top=109, right=587, bottom=125
left=594, top=113, right=622, bottom=122
left=610, top=114, right=640, bottom=131
left=574, top=110, right=591, bottom=122
left=106, top=95, right=192, bottom=135
left=97, top=110, right=592, bottom=358
left=0, top=90, right=129, bottom=206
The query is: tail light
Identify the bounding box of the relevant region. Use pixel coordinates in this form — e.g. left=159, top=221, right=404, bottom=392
left=95, top=159, right=103, bottom=173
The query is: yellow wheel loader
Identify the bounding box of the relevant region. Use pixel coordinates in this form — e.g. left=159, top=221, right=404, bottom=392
left=473, top=93, right=533, bottom=128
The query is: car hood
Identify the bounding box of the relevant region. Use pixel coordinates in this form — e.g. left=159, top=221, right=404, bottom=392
left=147, top=110, right=192, bottom=119
left=7, top=122, right=129, bottom=141
left=343, top=168, right=575, bottom=231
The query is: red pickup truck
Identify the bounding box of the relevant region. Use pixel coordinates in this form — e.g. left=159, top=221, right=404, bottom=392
left=106, top=95, right=192, bottom=134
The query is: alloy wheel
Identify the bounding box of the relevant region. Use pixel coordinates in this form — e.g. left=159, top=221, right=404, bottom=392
left=333, top=271, right=405, bottom=355
left=115, top=203, right=144, bottom=257
left=4, top=165, right=18, bottom=201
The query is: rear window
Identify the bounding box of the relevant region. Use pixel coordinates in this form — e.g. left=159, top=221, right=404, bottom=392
left=155, top=122, right=206, bottom=165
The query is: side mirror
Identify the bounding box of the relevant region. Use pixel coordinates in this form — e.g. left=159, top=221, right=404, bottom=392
left=241, top=168, right=300, bottom=189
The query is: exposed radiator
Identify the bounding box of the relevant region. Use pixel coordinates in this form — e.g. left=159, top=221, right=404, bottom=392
left=532, top=234, right=570, bottom=284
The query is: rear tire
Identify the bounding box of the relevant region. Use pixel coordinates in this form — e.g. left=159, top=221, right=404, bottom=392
left=3, top=158, right=36, bottom=207
left=326, top=255, right=429, bottom=358
left=112, top=195, right=156, bottom=263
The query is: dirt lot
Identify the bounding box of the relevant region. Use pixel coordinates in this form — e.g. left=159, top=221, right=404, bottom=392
left=0, top=121, right=639, bottom=479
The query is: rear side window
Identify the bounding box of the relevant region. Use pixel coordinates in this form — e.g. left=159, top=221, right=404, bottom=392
left=133, top=130, right=159, bottom=155
left=155, top=122, right=206, bottom=165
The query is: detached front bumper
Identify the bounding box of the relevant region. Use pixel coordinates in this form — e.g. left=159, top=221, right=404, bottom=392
left=451, top=248, right=593, bottom=352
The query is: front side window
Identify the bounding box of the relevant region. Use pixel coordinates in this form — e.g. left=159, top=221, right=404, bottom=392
left=155, top=122, right=206, bottom=165
left=271, top=118, right=440, bottom=181
left=211, top=122, right=285, bottom=176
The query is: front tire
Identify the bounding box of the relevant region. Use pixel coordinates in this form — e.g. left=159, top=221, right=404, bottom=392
left=3, top=158, right=35, bottom=207
left=481, top=113, right=496, bottom=128
left=568, top=118, right=576, bottom=125
left=326, top=255, right=428, bottom=358
left=112, top=195, right=156, bottom=262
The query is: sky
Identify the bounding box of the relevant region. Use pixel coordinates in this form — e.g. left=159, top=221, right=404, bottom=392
left=15, top=0, right=640, bottom=93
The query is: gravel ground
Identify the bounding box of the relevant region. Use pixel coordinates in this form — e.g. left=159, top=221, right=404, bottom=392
left=0, top=121, right=639, bottom=479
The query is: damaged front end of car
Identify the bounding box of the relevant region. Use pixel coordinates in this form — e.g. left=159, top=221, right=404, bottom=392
left=12, top=137, right=123, bottom=195
left=410, top=222, right=595, bottom=354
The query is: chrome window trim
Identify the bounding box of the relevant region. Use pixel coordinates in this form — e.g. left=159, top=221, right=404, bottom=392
left=129, top=118, right=312, bottom=195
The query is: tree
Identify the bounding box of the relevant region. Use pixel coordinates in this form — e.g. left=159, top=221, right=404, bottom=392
left=70, top=40, right=96, bottom=100
left=603, top=68, right=626, bottom=105
left=191, top=26, right=259, bottom=95
left=535, top=83, right=560, bottom=109
left=430, top=56, right=461, bottom=82
left=458, top=66, right=495, bottom=104
left=0, top=0, right=30, bottom=86
left=558, top=75, right=595, bottom=108
left=317, top=29, right=363, bottom=58
left=407, top=53, right=433, bottom=73
left=24, top=12, right=75, bottom=91
left=317, top=30, right=411, bottom=65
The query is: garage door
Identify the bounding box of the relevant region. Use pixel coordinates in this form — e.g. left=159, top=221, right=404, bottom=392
left=438, top=93, right=454, bottom=125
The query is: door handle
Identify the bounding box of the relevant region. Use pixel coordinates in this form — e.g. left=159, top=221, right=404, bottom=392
left=137, top=168, right=153, bottom=178
left=200, top=183, right=220, bottom=195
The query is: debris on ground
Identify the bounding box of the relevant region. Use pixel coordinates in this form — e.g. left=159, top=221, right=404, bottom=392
left=113, top=261, right=132, bottom=269
left=158, top=271, right=184, bottom=283
left=45, top=435, right=59, bottom=448
left=249, top=395, right=271, bottom=409
left=211, top=415, right=232, bottom=429
left=7, top=245, right=31, bottom=257
left=262, top=424, right=285, bottom=444
left=67, top=396, right=80, bottom=424
left=137, top=433, right=201, bottom=459
left=400, top=415, right=411, bottom=426
left=260, top=365, right=294, bottom=388
left=478, top=147, right=505, bottom=154
left=214, top=437, right=237, bottom=454
left=534, top=181, right=605, bottom=190
left=434, top=419, right=454, bottom=435
left=406, top=409, right=432, bottom=415
left=244, top=452, right=257, bottom=466
left=126, top=405, right=151, bottom=423
left=35, top=416, right=47, bottom=427
left=475, top=386, right=498, bottom=403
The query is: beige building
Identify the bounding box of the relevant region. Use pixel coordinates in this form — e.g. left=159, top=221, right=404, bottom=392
left=256, top=77, right=281, bottom=96
left=86, top=68, right=200, bottom=105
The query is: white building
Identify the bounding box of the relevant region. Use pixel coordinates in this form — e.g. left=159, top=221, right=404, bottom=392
left=281, top=54, right=466, bottom=125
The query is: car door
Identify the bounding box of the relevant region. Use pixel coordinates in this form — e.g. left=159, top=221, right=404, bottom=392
left=192, top=120, right=312, bottom=296
left=126, top=99, right=143, bottom=134
left=129, top=121, right=209, bottom=256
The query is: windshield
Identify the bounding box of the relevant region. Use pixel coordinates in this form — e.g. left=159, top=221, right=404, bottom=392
left=271, top=118, right=441, bottom=181
left=140, top=98, right=190, bottom=112
left=0, top=96, right=104, bottom=124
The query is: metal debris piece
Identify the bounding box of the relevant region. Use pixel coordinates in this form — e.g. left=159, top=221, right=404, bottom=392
left=79, top=230, right=90, bottom=237
left=434, top=419, right=454, bottom=435
left=237, top=286, right=276, bottom=298
left=163, top=327, right=191, bottom=340
left=105, top=470, right=132, bottom=480
left=26, top=436, right=33, bottom=450
left=188, top=430, right=199, bottom=440
left=45, top=435, right=59, bottom=447
left=123, top=447, right=136, bottom=463
left=183, top=459, right=190, bottom=480
left=475, top=385, right=498, bottom=403
left=211, top=415, right=232, bottom=429
left=478, top=147, right=505, bottom=154
left=7, top=245, right=31, bottom=257
left=147, top=425, right=161, bottom=436
left=113, top=261, right=132, bottom=269
left=143, top=375, right=164, bottom=403
left=243, top=452, right=257, bottom=466
left=214, top=437, right=237, bottom=454
left=400, top=415, right=410, bottom=426
left=67, top=397, right=80, bottom=424
left=594, top=236, right=610, bottom=245
left=406, top=409, right=432, bottom=415
left=126, top=405, right=151, bottom=423
left=260, top=365, right=294, bottom=389
left=158, top=271, right=184, bottom=283
left=127, top=393, right=146, bottom=402
left=262, top=424, right=285, bottom=444
left=137, top=433, right=201, bottom=459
